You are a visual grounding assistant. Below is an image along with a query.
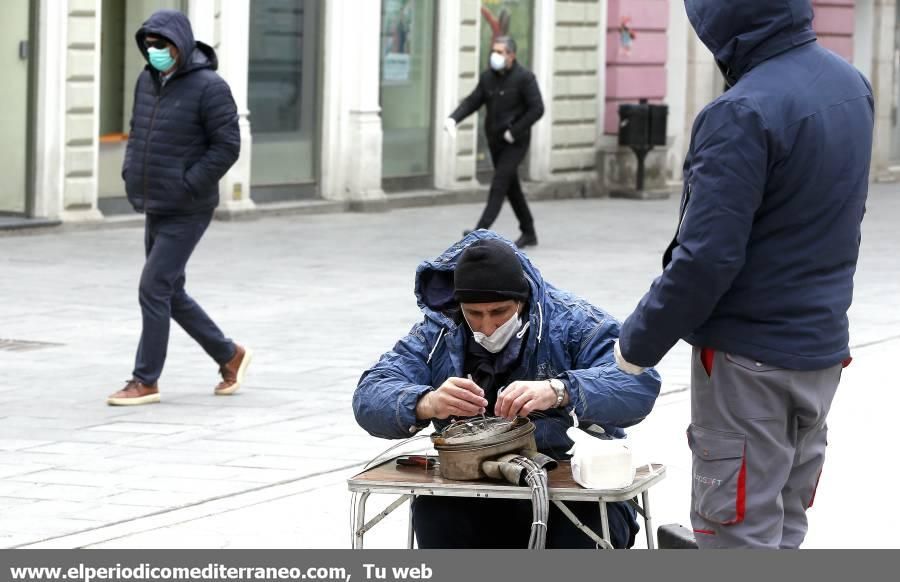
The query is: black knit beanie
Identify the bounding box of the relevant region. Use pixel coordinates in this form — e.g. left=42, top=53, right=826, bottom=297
left=453, top=239, right=530, bottom=303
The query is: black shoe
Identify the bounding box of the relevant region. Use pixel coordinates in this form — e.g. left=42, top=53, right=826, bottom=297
left=657, top=524, right=698, bottom=549
left=514, top=233, right=538, bottom=248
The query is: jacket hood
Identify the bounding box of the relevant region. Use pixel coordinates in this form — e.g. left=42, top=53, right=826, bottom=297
left=135, top=10, right=218, bottom=76
left=685, top=0, right=816, bottom=79
left=415, top=230, right=546, bottom=331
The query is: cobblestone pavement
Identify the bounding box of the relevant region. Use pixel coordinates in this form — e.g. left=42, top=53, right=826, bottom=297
left=1, top=186, right=898, bottom=548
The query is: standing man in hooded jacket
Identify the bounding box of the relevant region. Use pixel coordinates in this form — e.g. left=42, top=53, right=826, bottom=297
left=445, top=36, right=544, bottom=249
left=107, top=10, right=252, bottom=406
left=614, top=0, right=873, bottom=548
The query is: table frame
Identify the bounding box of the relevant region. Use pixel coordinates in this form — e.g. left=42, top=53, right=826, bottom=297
left=348, top=458, right=665, bottom=550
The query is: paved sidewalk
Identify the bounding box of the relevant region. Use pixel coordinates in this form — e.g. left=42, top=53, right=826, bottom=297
left=1, top=187, right=898, bottom=548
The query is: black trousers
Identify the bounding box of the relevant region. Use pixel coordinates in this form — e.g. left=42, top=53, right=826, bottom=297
left=133, top=211, right=235, bottom=384
left=475, top=140, right=535, bottom=236
left=411, top=495, right=638, bottom=549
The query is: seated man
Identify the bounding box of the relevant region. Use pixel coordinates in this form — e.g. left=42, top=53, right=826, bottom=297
left=353, top=232, right=661, bottom=548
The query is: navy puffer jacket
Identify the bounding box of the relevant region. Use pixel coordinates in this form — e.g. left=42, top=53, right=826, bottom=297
left=619, top=0, right=873, bottom=371
left=123, top=10, right=240, bottom=214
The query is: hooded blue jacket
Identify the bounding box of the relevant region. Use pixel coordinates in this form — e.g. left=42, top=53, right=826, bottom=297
left=620, top=0, right=873, bottom=371
left=123, top=10, right=240, bottom=215
left=354, top=231, right=661, bottom=459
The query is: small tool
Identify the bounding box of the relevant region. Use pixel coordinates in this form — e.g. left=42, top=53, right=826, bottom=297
left=396, top=455, right=437, bottom=469
left=468, top=373, right=486, bottom=420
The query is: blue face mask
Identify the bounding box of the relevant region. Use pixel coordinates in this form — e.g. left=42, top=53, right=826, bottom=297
left=147, top=47, right=176, bottom=72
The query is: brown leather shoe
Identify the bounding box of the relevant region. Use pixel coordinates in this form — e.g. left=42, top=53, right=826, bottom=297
left=215, top=344, right=253, bottom=395
left=107, top=379, right=160, bottom=406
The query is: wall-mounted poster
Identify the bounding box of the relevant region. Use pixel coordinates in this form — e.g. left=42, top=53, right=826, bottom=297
left=480, top=0, right=533, bottom=69
left=382, top=0, right=413, bottom=83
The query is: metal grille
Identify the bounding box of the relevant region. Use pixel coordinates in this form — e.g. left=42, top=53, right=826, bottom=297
left=0, top=339, right=63, bottom=352
left=438, top=417, right=515, bottom=445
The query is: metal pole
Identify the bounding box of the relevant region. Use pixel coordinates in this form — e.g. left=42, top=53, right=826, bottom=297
left=599, top=501, right=611, bottom=548
left=352, top=491, right=370, bottom=549
left=636, top=148, right=647, bottom=192
left=407, top=495, right=416, bottom=549
left=642, top=490, right=656, bottom=549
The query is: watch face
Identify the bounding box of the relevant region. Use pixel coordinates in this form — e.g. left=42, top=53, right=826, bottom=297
left=550, top=379, right=565, bottom=405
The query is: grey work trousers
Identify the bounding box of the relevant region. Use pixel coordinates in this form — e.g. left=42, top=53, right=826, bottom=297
left=688, top=347, right=841, bottom=549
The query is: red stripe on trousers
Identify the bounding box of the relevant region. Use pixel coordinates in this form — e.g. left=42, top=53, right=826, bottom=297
left=721, top=453, right=747, bottom=525
left=734, top=456, right=746, bottom=523
left=701, top=347, right=715, bottom=376
left=808, top=469, right=822, bottom=508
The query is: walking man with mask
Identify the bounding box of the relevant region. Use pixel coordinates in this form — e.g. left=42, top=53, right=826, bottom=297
left=614, top=0, right=873, bottom=548
left=108, top=10, right=252, bottom=406
left=354, top=233, right=661, bottom=548
left=444, top=37, right=544, bottom=248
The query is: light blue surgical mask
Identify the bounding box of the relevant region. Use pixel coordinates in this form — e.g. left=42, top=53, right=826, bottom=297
left=148, top=47, right=176, bottom=72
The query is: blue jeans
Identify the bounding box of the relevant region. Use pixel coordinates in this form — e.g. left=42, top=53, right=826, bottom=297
left=411, top=495, right=638, bottom=549
left=133, top=212, right=234, bottom=384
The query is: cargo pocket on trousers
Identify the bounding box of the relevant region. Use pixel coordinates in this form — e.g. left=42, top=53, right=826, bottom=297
left=688, top=424, right=746, bottom=525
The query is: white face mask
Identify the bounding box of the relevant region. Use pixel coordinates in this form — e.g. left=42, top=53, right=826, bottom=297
left=465, top=305, right=523, bottom=354
left=490, top=52, right=507, bottom=72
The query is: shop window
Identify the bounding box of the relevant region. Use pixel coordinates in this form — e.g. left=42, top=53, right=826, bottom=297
left=248, top=0, right=320, bottom=199
left=380, top=0, right=437, bottom=190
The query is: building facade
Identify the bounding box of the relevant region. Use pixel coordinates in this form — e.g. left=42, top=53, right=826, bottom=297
left=1, top=0, right=896, bottom=226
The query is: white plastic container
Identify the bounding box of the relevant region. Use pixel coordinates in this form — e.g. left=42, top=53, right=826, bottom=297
left=566, top=427, right=635, bottom=490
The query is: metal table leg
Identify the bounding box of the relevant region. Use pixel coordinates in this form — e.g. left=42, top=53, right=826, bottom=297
left=356, top=495, right=413, bottom=548
left=407, top=495, right=416, bottom=549
left=642, top=490, right=655, bottom=549
left=599, top=501, right=611, bottom=547
left=552, top=500, right=613, bottom=549
left=352, top=491, right=370, bottom=549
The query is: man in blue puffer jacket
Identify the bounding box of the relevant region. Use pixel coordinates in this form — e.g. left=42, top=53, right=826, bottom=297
left=354, top=232, right=661, bottom=548
left=615, top=0, right=873, bottom=548
left=108, top=10, right=252, bottom=406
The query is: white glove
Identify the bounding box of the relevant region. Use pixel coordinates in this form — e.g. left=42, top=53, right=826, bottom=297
left=503, top=129, right=515, bottom=144
left=443, top=117, right=458, bottom=140
left=614, top=340, right=646, bottom=375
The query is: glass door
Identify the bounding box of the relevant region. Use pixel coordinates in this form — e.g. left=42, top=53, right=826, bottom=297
left=0, top=0, right=32, bottom=215
left=891, top=5, right=900, bottom=164
left=98, top=0, right=185, bottom=214
left=475, top=0, right=534, bottom=183
left=248, top=0, right=320, bottom=201
left=380, top=0, right=436, bottom=191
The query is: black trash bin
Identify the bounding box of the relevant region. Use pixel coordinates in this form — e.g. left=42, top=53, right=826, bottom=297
left=617, top=99, right=668, bottom=193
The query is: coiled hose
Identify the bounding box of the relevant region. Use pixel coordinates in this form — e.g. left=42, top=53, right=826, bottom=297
left=510, top=456, right=550, bottom=549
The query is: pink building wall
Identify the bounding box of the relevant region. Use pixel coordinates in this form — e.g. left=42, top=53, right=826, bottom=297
left=813, top=0, right=856, bottom=61
left=603, top=1, right=855, bottom=136
left=605, top=0, right=669, bottom=134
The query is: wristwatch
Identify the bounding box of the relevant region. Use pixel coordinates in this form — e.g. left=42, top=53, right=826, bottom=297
left=548, top=378, right=567, bottom=408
